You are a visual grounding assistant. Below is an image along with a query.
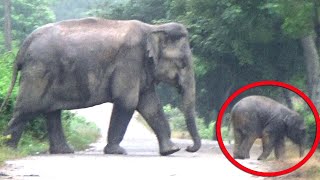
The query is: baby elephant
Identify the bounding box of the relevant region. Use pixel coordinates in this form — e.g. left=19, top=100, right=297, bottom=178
left=231, top=95, right=307, bottom=160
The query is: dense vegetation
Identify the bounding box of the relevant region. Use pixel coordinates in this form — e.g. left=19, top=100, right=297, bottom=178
left=0, top=0, right=318, bottom=157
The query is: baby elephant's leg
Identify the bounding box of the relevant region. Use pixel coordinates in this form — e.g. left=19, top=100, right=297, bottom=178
left=242, top=136, right=256, bottom=159
left=258, top=131, right=276, bottom=160
left=274, top=137, right=285, bottom=160
left=233, top=129, right=245, bottom=159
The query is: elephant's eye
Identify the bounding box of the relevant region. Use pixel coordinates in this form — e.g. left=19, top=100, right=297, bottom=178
left=165, top=33, right=184, bottom=42
left=175, top=60, right=186, bottom=69
left=171, top=36, right=181, bottom=41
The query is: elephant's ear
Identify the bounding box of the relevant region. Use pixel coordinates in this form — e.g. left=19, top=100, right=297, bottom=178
left=299, top=122, right=306, bottom=130
left=147, top=31, right=162, bottom=65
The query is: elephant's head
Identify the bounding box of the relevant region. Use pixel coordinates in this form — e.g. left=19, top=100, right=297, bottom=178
left=147, top=23, right=201, bottom=152
left=286, top=114, right=307, bottom=157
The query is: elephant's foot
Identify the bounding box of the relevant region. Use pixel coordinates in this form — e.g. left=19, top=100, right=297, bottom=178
left=104, top=144, right=127, bottom=155
left=257, top=155, right=267, bottom=161
left=159, top=141, right=180, bottom=156
left=5, top=139, right=19, bottom=149
left=49, top=144, right=74, bottom=154
left=233, top=153, right=247, bottom=159
left=5, top=133, right=22, bottom=149
left=257, top=152, right=270, bottom=160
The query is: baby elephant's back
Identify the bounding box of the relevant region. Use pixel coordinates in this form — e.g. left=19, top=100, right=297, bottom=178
left=230, top=96, right=284, bottom=130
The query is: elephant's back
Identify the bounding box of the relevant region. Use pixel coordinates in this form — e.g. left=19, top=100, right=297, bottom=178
left=232, top=95, right=285, bottom=112
left=230, top=96, right=284, bottom=127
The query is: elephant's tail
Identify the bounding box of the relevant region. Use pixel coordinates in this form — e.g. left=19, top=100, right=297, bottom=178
left=0, top=34, right=34, bottom=113
left=0, top=62, right=19, bottom=113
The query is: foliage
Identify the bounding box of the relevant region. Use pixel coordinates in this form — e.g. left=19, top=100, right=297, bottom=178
left=0, top=51, right=18, bottom=127
left=53, top=0, right=106, bottom=21
left=0, top=110, right=100, bottom=165
left=92, top=0, right=168, bottom=23
left=163, top=104, right=213, bottom=139
left=293, top=99, right=316, bottom=147
left=0, top=146, right=25, bottom=165
left=0, top=0, right=56, bottom=49
left=63, top=111, right=100, bottom=150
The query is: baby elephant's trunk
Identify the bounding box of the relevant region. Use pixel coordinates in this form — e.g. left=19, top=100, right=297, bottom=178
left=299, top=143, right=305, bottom=157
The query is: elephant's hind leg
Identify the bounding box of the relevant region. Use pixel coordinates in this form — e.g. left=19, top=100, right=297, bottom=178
left=45, top=110, right=74, bottom=154
left=233, top=129, right=245, bottom=159
left=4, top=111, right=35, bottom=148
left=104, top=103, right=134, bottom=155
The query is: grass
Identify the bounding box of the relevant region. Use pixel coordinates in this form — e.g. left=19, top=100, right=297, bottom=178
left=256, top=142, right=320, bottom=180
left=64, top=116, right=100, bottom=150
left=265, top=151, right=320, bottom=180
left=279, top=146, right=320, bottom=179
left=290, top=156, right=320, bottom=180
left=0, top=111, right=100, bottom=166
left=0, top=147, right=25, bottom=166
left=0, top=138, right=49, bottom=166
left=226, top=136, right=320, bottom=179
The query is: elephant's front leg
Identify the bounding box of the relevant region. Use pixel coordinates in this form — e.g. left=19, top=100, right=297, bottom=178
left=274, top=137, right=285, bottom=160
left=104, top=103, right=135, bottom=155
left=137, top=89, right=180, bottom=156
left=241, top=135, right=256, bottom=159
left=258, top=131, right=276, bottom=160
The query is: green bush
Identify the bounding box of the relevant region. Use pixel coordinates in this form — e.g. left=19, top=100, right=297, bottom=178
left=0, top=111, right=100, bottom=165
left=305, top=113, right=316, bottom=147
left=0, top=111, right=100, bottom=150
left=163, top=104, right=186, bottom=131
left=163, top=104, right=214, bottom=139
left=63, top=111, right=100, bottom=150
left=293, top=100, right=316, bottom=147
left=197, top=120, right=215, bottom=140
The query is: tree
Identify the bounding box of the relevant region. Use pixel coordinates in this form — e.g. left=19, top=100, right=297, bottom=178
left=3, top=0, right=12, bottom=51
left=268, top=0, right=320, bottom=109
left=301, top=36, right=320, bottom=109
left=92, top=0, right=168, bottom=23
left=0, top=0, right=56, bottom=51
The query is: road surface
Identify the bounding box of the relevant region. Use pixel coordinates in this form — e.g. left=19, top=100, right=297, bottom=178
left=0, top=103, right=272, bottom=180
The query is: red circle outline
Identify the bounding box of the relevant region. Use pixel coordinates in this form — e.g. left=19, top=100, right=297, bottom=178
left=216, top=80, right=320, bottom=177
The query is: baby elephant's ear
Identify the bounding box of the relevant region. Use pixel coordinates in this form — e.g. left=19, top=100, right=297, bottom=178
left=299, top=123, right=306, bottom=130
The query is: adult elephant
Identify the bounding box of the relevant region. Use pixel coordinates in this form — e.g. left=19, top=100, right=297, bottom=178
left=0, top=17, right=201, bottom=156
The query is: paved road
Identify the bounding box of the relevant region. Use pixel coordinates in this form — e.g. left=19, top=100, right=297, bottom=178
left=0, top=103, right=270, bottom=180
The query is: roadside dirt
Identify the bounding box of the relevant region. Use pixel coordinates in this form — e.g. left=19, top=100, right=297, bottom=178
left=0, top=103, right=289, bottom=180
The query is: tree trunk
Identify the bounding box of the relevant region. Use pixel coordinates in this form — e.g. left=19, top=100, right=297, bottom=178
left=301, top=35, right=320, bottom=109
left=282, top=89, right=293, bottom=109
left=313, top=0, right=320, bottom=48
left=4, top=0, right=12, bottom=51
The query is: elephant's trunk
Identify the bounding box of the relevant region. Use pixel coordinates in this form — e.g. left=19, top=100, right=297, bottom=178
left=180, top=66, right=201, bottom=152
left=299, top=133, right=306, bottom=157
left=299, top=144, right=304, bottom=157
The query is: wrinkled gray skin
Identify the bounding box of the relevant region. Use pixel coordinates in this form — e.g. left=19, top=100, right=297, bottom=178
left=231, top=96, right=306, bottom=160
left=1, top=17, right=201, bottom=155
